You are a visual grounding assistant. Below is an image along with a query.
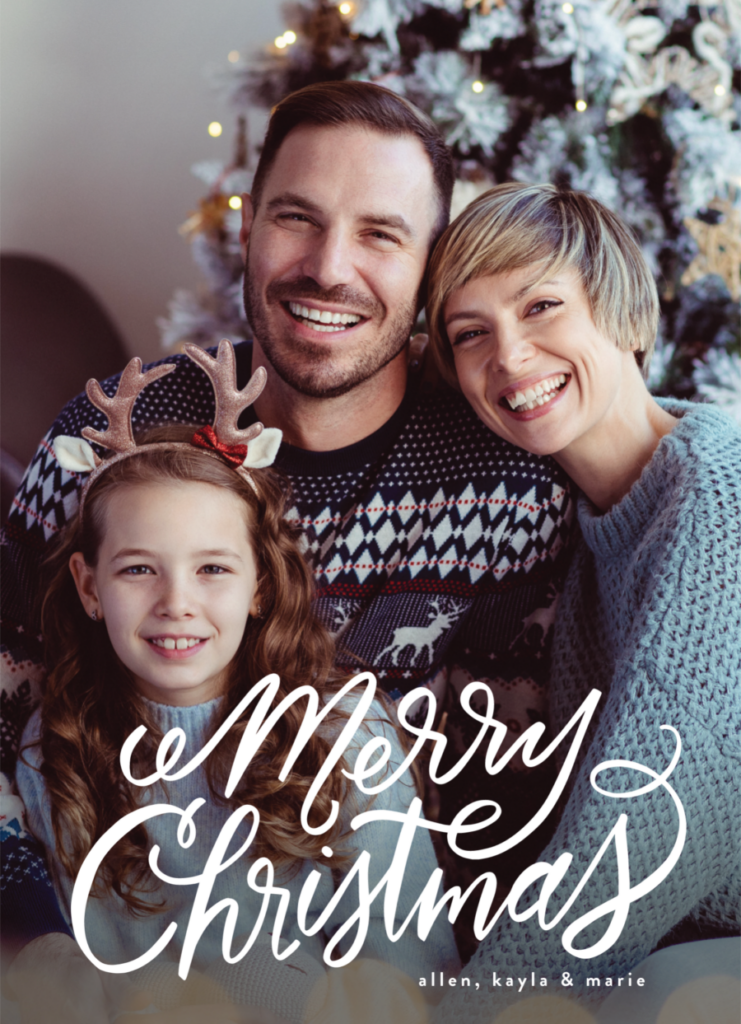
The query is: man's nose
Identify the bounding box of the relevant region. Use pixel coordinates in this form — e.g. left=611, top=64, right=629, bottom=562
left=299, top=227, right=355, bottom=290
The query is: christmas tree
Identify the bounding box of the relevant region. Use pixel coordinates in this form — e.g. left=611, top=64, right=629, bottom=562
left=159, top=0, right=741, bottom=421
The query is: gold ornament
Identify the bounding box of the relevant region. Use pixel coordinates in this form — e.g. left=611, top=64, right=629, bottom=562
left=179, top=195, right=232, bottom=240
left=682, top=198, right=741, bottom=302
left=464, top=0, right=506, bottom=14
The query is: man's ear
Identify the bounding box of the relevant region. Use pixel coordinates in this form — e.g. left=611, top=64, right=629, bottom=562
left=239, top=193, right=255, bottom=263
left=69, top=552, right=102, bottom=620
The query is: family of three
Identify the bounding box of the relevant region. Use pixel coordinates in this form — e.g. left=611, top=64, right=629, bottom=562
left=2, top=81, right=739, bottom=1024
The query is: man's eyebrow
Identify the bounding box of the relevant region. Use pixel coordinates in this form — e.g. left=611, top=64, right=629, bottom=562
left=266, top=192, right=321, bottom=213
left=358, top=213, right=415, bottom=239
left=266, top=193, right=415, bottom=239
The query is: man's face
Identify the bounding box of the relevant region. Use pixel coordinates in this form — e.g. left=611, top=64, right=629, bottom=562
left=241, top=125, right=438, bottom=399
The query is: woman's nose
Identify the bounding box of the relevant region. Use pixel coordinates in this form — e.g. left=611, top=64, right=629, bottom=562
left=493, top=325, right=537, bottom=374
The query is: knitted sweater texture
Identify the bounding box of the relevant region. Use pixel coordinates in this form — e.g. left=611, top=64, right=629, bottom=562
left=17, top=695, right=459, bottom=984
left=439, top=400, right=741, bottom=1019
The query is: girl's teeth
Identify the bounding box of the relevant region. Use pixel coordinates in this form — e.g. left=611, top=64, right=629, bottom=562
left=151, top=637, right=200, bottom=650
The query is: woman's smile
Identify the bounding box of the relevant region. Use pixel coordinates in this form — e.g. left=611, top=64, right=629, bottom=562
left=445, top=265, right=633, bottom=459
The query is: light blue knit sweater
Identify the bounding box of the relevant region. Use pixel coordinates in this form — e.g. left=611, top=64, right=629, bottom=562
left=18, top=695, right=459, bottom=985
left=440, top=400, right=741, bottom=1019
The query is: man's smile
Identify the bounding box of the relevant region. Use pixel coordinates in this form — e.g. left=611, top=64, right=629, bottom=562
left=286, top=301, right=365, bottom=332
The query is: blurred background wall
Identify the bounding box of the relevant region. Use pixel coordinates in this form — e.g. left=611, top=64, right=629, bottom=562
left=0, top=0, right=282, bottom=362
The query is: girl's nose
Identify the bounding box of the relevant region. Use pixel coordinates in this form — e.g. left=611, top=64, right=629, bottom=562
left=155, top=577, right=196, bottom=618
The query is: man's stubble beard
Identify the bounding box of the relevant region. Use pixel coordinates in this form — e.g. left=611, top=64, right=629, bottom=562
left=243, top=251, right=417, bottom=400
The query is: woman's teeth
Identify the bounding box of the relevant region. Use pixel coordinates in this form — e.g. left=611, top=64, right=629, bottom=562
left=505, top=375, right=568, bottom=412
left=288, top=302, right=362, bottom=332
left=150, top=637, right=201, bottom=650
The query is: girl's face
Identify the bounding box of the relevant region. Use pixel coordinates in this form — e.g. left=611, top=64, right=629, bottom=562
left=444, top=265, right=636, bottom=458
left=70, top=480, right=260, bottom=706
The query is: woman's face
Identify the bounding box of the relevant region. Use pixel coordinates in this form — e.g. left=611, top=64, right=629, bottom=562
left=444, top=265, right=636, bottom=458
left=69, top=480, right=260, bottom=706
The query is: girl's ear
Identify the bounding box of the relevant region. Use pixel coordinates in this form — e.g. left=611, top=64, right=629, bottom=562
left=249, top=591, right=262, bottom=619
left=69, top=552, right=102, bottom=621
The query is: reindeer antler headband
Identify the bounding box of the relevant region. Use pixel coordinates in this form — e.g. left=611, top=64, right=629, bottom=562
left=53, top=340, right=282, bottom=514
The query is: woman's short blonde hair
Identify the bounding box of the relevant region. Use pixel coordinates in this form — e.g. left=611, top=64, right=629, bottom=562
left=426, top=182, right=659, bottom=386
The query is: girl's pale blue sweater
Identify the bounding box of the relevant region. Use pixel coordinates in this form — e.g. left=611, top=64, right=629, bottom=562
left=18, top=696, right=458, bottom=982
left=440, top=400, right=741, bottom=1019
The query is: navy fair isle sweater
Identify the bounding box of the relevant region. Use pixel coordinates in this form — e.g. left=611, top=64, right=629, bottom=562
left=1, top=341, right=573, bottom=956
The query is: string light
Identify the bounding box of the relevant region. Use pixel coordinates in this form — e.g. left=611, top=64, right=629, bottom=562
left=275, top=31, right=297, bottom=48
left=472, top=80, right=485, bottom=93
left=208, top=121, right=223, bottom=137
left=562, top=2, right=574, bottom=11
left=575, top=98, right=588, bottom=111
left=228, top=196, right=242, bottom=210
left=227, top=50, right=240, bottom=63
left=339, top=2, right=353, bottom=14
left=714, top=83, right=726, bottom=96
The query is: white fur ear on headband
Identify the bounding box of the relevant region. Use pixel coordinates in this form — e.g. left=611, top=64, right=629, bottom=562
left=53, top=436, right=101, bottom=473
left=242, top=428, right=283, bottom=469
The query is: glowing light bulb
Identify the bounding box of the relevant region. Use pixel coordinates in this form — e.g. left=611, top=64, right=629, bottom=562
left=714, top=84, right=726, bottom=96
left=339, top=2, right=353, bottom=14
left=275, top=35, right=287, bottom=48
left=284, top=30, right=297, bottom=43
left=228, top=196, right=242, bottom=210
left=575, top=99, right=588, bottom=112
left=562, top=2, right=574, bottom=11
left=472, top=80, right=485, bottom=93
left=208, top=121, right=223, bottom=137
left=228, top=50, right=240, bottom=63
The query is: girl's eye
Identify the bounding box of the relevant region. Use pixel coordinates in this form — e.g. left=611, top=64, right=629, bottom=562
left=122, top=565, right=153, bottom=576
left=199, top=565, right=228, bottom=575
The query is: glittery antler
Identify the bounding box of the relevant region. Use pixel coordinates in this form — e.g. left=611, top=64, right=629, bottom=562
left=81, top=358, right=177, bottom=452
left=184, top=340, right=265, bottom=445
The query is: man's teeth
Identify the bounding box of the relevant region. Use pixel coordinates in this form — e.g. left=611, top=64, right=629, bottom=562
left=506, top=375, right=567, bottom=412
left=150, top=637, right=201, bottom=650
left=288, top=302, right=362, bottom=332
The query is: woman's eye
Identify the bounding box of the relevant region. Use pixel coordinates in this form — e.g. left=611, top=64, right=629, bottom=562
left=527, top=299, right=562, bottom=316
left=200, top=564, right=228, bottom=575
left=453, top=328, right=486, bottom=346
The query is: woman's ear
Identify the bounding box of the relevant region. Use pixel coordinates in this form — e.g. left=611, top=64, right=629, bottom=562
left=69, top=552, right=102, bottom=621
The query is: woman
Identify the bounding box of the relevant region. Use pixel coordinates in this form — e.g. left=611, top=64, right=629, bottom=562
left=426, top=183, right=741, bottom=1020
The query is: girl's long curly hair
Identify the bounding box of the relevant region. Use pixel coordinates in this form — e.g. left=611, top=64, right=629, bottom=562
left=34, top=426, right=353, bottom=913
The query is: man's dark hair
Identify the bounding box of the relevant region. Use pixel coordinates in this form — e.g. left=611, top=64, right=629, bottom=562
left=251, top=80, right=455, bottom=248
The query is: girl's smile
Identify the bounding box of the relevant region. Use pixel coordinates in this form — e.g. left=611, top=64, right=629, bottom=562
left=70, top=480, right=260, bottom=706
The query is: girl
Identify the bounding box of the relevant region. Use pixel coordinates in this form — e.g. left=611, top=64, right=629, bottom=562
left=16, top=342, right=458, bottom=1023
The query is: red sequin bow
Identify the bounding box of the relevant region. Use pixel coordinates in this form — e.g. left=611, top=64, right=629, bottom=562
left=191, top=425, right=248, bottom=467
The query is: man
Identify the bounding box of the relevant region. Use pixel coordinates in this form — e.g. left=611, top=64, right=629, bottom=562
left=1, top=81, right=572, bottom=1020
